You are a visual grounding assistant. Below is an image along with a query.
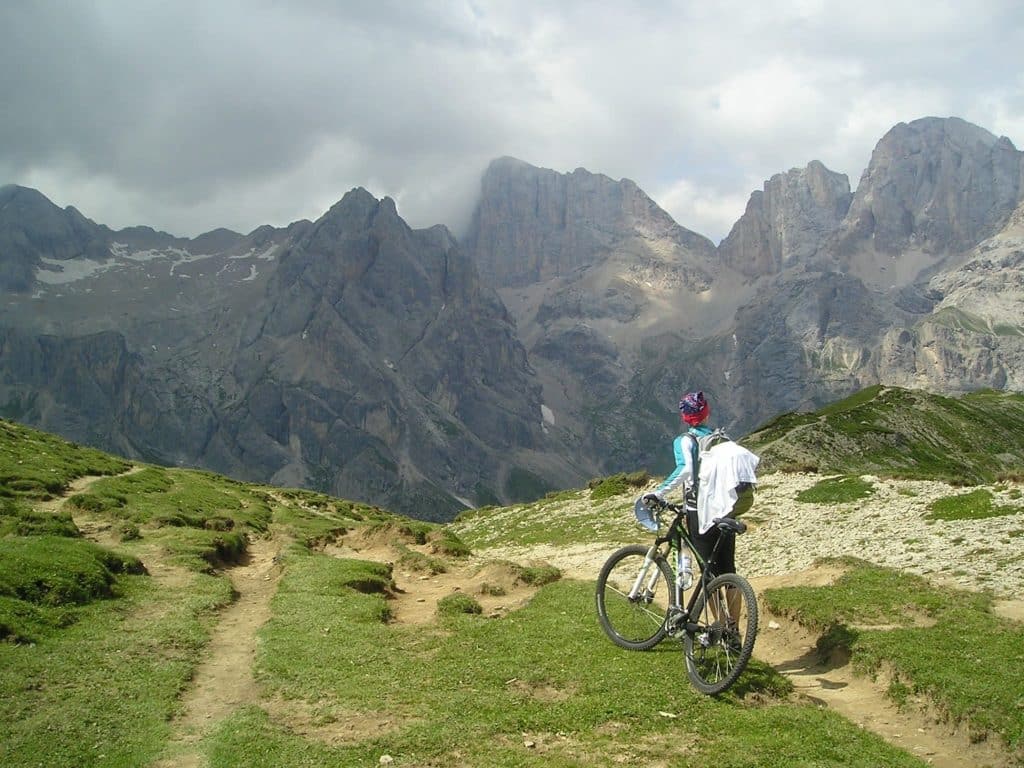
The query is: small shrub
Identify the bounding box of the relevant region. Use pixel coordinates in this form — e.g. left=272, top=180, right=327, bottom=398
left=203, top=516, right=235, bottom=531
left=436, top=593, right=482, bottom=617
left=397, top=548, right=447, bottom=575
left=118, top=522, right=142, bottom=541
left=430, top=529, right=471, bottom=558
left=479, top=583, right=506, bottom=597
left=397, top=522, right=433, bottom=545
left=589, top=472, right=649, bottom=501
left=515, top=563, right=561, bottom=586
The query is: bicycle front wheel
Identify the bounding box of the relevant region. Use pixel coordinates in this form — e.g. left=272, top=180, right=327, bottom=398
left=595, top=544, right=674, bottom=650
left=683, top=573, right=758, bottom=695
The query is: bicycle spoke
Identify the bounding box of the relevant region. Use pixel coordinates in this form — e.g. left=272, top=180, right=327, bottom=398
left=683, top=573, right=758, bottom=694
left=596, top=545, right=674, bottom=651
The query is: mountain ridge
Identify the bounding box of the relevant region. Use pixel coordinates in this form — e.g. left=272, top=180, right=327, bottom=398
left=3, top=115, right=1023, bottom=517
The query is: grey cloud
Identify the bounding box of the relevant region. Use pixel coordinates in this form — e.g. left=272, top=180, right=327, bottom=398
left=1, top=0, right=1023, bottom=242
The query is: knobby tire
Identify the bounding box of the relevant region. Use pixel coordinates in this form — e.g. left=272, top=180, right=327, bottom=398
left=683, top=572, right=758, bottom=695
left=595, top=544, right=674, bottom=650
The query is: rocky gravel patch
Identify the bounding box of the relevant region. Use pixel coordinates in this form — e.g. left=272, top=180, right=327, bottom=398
left=741, top=473, right=1024, bottom=598
left=475, top=473, right=1024, bottom=601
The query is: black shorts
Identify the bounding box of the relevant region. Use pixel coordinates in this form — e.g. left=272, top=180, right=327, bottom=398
left=686, top=507, right=736, bottom=578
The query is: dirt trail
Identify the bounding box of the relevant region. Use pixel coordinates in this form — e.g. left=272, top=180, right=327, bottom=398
left=40, top=469, right=286, bottom=768
left=750, top=570, right=1012, bottom=768
left=153, top=534, right=284, bottom=768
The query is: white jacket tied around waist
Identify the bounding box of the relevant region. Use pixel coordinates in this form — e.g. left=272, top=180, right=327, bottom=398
left=696, top=441, right=760, bottom=534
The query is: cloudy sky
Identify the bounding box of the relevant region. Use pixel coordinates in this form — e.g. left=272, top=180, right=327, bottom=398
left=2, top=1, right=1023, bottom=244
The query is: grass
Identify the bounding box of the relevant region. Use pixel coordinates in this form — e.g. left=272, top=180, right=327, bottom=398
left=746, top=386, right=1024, bottom=484
left=795, top=475, right=875, bottom=504
left=0, top=495, right=80, bottom=537
left=0, top=418, right=130, bottom=499
left=4, top=416, right=1021, bottom=766
left=925, top=488, right=1022, bottom=521
left=763, top=559, right=1024, bottom=753
left=242, top=570, right=924, bottom=768
left=0, top=535, right=143, bottom=610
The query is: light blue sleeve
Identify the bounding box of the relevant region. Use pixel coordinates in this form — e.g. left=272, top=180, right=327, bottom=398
left=654, top=434, right=695, bottom=498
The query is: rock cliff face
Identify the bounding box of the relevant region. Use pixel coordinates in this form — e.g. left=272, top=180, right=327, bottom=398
left=465, top=157, right=717, bottom=290
left=832, top=117, right=1024, bottom=287
left=228, top=189, right=569, bottom=516
left=461, top=157, right=735, bottom=475
left=718, top=161, right=852, bottom=277
left=3, top=116, right=1023, bottom=512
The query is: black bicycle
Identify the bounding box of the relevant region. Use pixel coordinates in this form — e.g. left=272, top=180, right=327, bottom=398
left=595, top=496, right=758, bottom=695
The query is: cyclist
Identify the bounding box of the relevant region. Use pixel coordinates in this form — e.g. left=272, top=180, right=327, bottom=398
left=645, top=391, right=735, bottom=579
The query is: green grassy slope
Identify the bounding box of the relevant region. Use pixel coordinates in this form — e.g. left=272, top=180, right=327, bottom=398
left=2, top=415, right=1022, bottom=766
left=744, top=385, right=1024, bottom=483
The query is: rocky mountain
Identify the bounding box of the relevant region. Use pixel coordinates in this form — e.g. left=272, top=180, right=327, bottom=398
left=461, top=157, right=748, bottom=474
left=0, top=186, right=582, bottom=519
left=3, top=115, right=1023, bottom=515
left=461, top=117, right=1024, bottom=475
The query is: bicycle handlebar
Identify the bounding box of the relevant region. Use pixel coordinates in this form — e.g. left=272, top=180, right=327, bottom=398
left=642, top=493, right=746, bottom=535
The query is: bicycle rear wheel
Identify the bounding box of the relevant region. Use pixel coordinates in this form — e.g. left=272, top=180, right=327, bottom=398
left=683, top=573, right=758, bottom=694
left=595, top=544, right=674, bottom=650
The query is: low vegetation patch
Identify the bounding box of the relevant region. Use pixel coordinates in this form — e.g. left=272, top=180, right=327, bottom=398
left=795, top=475, right=875, bottom=504
left=747, top=386, right=1024, bottom=484
left=0, top=497, right=80, bottom=537
left=0, top=418, right=131, bottom=499
left=588, top=470, right=651, bottom=501
left=428, top=528, right=471, bottom=558
left=925, top=488, right=1021, bottom=521
left=436, top=593, right=483, bottom=616
left=0, top=535, right=144, bottom=610
left=396, top=545, right=448, bottom=575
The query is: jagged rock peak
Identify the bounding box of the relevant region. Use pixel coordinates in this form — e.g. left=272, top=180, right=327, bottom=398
left=836, top=116, right=1024, bottom=255
left=318, top=187, right=398, bottom=227
left=465, top=157, right=714, bottom=288
left=718, top=160, right=852, bottom=277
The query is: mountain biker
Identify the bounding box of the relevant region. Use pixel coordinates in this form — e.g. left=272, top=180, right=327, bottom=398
left=645, top=391, right=736, bottom=579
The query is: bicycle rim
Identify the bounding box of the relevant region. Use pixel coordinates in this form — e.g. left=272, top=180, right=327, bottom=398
left=595, top=545, right=673, bottom=650
left=683, top=573, right=758, bottom=694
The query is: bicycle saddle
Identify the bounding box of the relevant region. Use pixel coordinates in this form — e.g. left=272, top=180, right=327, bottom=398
left=713, top=517, right=747, bottom=534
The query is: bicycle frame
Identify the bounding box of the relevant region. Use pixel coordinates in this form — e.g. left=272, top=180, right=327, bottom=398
left=640, top=503, right=737, bottom=632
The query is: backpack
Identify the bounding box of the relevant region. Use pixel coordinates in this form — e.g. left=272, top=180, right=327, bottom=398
left=688, top=428, right=756, bottom=519
left=686, top=427, right=732, bottom=481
